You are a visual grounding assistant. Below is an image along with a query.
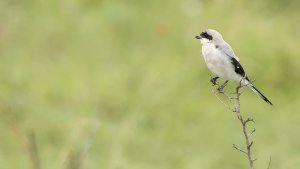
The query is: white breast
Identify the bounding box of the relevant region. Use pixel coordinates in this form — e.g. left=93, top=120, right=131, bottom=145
left=201, top=43, right=241, bottom=81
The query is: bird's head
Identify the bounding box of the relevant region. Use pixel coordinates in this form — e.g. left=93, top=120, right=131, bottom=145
left=195, top=29, right=223, bottom=44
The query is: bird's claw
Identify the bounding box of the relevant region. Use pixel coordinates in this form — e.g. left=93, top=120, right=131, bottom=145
left=217, top=80, right=229, bottom=92
left=210, top=76, right=219, bottom=86
left=217, top=86, right=224, bottom=92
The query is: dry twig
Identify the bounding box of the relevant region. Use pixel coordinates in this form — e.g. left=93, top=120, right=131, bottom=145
left=210, top=76, right=256, bottom=169
left=27, top=131, right=41, bottom=169
left=267, top=157, right=272, bottom=169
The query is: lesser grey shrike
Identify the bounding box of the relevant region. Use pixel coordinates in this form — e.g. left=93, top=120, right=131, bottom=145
left=195, top=29, right=272, bottom=105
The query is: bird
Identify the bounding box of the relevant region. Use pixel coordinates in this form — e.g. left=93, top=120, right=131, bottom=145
left=195, top=29, right=272, bottom=105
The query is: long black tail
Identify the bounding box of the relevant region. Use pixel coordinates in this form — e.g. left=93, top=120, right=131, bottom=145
left=248, top=84, right=273, bottom=105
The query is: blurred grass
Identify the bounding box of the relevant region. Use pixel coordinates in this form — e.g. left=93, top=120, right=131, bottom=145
left=0, top=0, right=300, bottom=168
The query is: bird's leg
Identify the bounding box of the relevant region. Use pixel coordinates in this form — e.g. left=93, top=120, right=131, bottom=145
left=217, top=80, right=229, bottom=92
left=210, top=76, right=219, bottom=86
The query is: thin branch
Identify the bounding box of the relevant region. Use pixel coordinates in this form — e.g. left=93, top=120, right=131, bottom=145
left=211, top=89, right=234, bottom=111
left=267, top=157, right=272, bottom=169
left=244, top=118, right=255, bottom=124
left=233, top=144, right=247, bottom=155
left=210, top=76, right=256, bottom=169
left=249, top=128, right=256, bottom=136
left=247, top=141, right=253, bottom=149
left=27, top=131, right=41, bottom=169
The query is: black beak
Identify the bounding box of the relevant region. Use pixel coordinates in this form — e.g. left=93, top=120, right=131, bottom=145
left=195, top=35, right=201, bottom=39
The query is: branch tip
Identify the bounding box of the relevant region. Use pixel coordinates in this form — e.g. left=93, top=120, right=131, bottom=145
left=247, top=141, right=254, bottom=149
left=267, top=157, right=272, bottom=169
left=233, top=144, right=247, bottom=155
left=244, top=118, right=255, bottom=124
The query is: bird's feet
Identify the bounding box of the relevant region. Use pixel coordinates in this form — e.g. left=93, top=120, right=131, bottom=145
left=210, top=76, right=219, bottom=86
left=217, top=86, right=224, bottom=92
left=217, top=80, right=229, bottom=92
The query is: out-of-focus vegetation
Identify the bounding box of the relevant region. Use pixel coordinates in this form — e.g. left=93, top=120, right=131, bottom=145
left=0, top=0, right=300, bottom=168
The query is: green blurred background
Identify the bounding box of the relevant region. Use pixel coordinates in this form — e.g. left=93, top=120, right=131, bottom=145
left=0, top=0, right=300, bottom=168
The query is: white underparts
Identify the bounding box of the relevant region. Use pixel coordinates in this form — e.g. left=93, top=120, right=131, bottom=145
left=201, top=42, right=243, bottom=82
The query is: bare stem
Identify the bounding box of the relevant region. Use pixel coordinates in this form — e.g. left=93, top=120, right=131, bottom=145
left=267, top=157, right=272, bottom=169
left=211, top=76, right=256, bottom=169
left=235, top=83, right=255, bottom=169
left=27, top=131, right=41, bottom=169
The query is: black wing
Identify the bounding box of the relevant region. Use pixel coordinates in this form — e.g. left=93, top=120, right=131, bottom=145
left=216, top=44, right=248, bottom=79
left=230, top=57, right=246, bottom=77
